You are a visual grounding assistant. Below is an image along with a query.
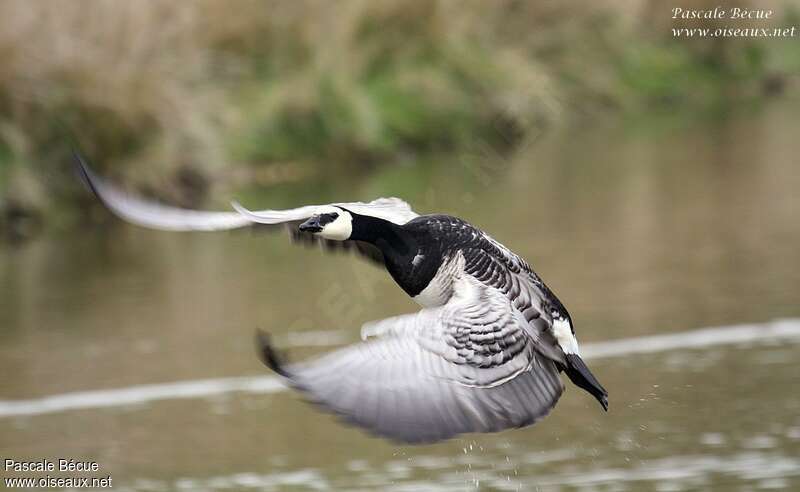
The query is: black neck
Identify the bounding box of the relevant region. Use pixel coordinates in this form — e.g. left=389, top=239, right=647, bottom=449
left=349, top=213, right=435, bottom=296
left=349, top=213, right=413, bottom=255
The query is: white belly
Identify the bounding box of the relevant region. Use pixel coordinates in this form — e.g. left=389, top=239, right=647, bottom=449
left=412, top=275, right=450, bottom=307
left=411, top=253, right=464, bottom=308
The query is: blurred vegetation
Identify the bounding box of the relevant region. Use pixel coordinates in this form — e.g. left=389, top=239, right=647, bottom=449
left=0, top=0, right=799, bottom=238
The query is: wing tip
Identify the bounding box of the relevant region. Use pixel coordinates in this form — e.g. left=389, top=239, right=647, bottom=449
left=255, top=329, right=290, bottom=378
left=230, top=200, right=248, bottom=215
left=72, top=149, right=118, bottom=214
left=72, top=148, right=98, bottom=194
left=231, top=200, right=267, bottom=223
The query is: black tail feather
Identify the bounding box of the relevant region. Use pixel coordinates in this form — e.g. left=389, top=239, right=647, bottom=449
left=564, top=354, right=608, bottom=411
left=255, top=329, right=290, bottom=378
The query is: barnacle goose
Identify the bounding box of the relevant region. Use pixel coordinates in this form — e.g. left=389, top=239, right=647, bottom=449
left=76, top=153, right=608, bottom=443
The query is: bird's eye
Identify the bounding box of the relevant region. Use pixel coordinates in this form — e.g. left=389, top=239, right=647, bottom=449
left=318, top=212, right=339, bottom=225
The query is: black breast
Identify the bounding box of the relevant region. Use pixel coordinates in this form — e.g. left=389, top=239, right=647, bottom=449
left=380, top=215, right=486, bottom=297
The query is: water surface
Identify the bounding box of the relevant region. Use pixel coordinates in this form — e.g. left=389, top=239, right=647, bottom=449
left=1, top=103, right=799, bottom=491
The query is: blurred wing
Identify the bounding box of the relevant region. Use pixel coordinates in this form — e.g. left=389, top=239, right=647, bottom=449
left=75, top=153, right=411, bottom=265
left=286, top=227, right=385, bottom=266
left=338, top=198, right=418, bottom=225
left=264, top=271, right=565, bottom=443
left=232, top=197, right=418, bottom=226
left=76, top=153, right=260, bottom=231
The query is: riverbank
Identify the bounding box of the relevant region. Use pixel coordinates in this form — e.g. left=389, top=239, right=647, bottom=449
left=1, top=1, right=799, bottom=239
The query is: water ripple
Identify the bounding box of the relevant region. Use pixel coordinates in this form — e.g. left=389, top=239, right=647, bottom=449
left=1, top=318, right=798, bottom=418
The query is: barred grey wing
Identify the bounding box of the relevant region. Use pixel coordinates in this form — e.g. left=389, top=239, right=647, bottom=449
left=271, top=273, right=565, bottom=443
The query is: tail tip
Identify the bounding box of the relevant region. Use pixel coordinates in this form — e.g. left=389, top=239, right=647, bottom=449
left=598, top=394, right=609, bottom=412
left=564, top=353, right=609, bottom=413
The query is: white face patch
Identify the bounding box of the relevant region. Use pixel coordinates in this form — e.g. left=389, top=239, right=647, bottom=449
left=317, top=207, right=352, bottom=241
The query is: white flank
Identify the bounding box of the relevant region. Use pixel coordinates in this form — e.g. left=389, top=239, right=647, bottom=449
left=413, top=277, right=449, bottom=307
left=412, top=253, right=464, bottom=307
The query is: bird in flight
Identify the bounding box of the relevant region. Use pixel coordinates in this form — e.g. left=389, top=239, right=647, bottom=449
left=76, top=153, right=608, bottom=444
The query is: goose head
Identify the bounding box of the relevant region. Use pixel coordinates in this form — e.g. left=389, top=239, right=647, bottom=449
left=299, top=206, right=353, bottom=241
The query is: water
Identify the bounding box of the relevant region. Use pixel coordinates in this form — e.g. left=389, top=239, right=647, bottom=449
left=2, top=319, right=798, bottom=420
left=1, top=103, right=799, bottom=490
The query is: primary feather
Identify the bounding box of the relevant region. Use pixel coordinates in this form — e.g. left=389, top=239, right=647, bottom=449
left=75, top=152, right=417, bottom=232
left=74, top=152, right=415, bottom=265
